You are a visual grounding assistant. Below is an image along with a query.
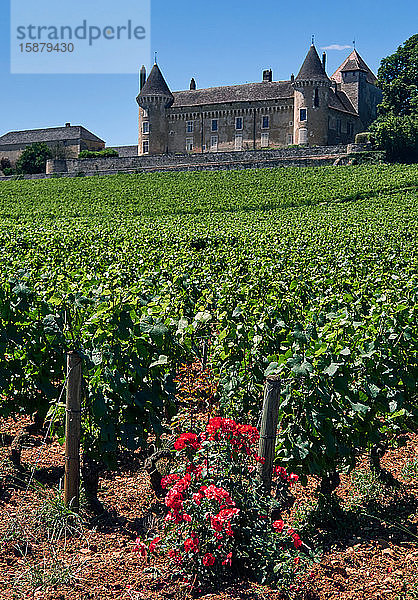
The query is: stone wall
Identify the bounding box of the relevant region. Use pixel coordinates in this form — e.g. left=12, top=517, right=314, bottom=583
left=0, top=144, right=372, bottom=181
left=46, top=144, right=350, bottom=175
left=108, top=145, right=138, bottom=157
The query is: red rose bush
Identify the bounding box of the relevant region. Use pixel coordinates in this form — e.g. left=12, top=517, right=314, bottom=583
left=136, top=417, right=310, bottom=585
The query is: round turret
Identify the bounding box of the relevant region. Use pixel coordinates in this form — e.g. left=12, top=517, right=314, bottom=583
left=136, top=64, right=173, bottom=155
left=293, top=45, right=330, bottom=146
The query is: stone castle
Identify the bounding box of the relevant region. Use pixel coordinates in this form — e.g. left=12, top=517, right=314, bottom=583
left=136, top=44, right=382, bottom=155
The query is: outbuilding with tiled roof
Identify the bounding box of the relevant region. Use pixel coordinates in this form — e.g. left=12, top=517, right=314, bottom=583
left=0, top=124, right=105, bottom=167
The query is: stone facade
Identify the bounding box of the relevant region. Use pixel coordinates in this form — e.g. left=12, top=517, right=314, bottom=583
left=0, top=124, right=105, bottom=167
left=136, top=46, right=382, bottom=156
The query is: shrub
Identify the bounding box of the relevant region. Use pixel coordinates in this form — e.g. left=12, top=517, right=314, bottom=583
left=78, top=148, right=119, bottom=158
left=355, top=132, right=372, bottom=144
left=15, top=143, right=52, bottom=174
left=1, top=157, right=12, bottom=172
left=347, top=151, right=386, bottom=165
left=2, top=167, right=14, bottom=176
left=137, top=418, right=311, bottom=587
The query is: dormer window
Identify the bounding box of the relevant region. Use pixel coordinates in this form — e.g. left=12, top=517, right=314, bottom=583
left=314, top=88, right=319, bottom=108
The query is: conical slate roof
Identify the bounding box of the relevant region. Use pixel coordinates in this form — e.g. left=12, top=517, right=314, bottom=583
left=137, top=64, right=173, bottom=100
left=331, top=50, right=377, bottom=85
left=295, top=45, right=329, bottom=82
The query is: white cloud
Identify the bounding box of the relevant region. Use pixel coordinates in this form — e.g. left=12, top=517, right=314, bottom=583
left=321, top=44, right=352, bottom=51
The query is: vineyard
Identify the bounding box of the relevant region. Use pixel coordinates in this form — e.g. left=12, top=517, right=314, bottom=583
left=0, top=163, right=417, bottom=599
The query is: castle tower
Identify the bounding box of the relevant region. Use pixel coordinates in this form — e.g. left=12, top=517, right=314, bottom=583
left=331, top=50, right=381, bottom=130
left=293, top=45, right=330, bottom=146
left=136, top=64, right=174, bottom=155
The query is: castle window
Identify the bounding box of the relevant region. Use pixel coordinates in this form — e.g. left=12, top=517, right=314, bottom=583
left=186, top=138, right=194, bottom=151
left=235, top=117, right=243, bottom=130
left=287, top=133, right=294, bottom=145
left=314, top=88, right=319, bottom=108
left=235, top=134, right=243, bottom=151
left=142, top=140, right=149, bottom=154
left=300, top=108, right=307, bottom=121
left=261, top=132, right=269, bottom=147
left=142, top=121, right=149, bottom=134
left=299, top=128, right=308, bottom=144
left=142, top=109, right=148, bottom=118
left=211, top=119, right=218, bottom=132
left=262, top=116, right=269, bottom=129
left=210, top=135, right=218, bottom=151
left=186, top=121, right=194, bottom=133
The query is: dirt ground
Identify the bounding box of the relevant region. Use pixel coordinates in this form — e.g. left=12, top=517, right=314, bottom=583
left=0, top=410, right=417, bottom=600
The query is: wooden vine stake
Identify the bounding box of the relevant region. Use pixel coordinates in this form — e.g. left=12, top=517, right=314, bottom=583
left=257, top=375, right=281, bottom=493
left=64, top=351, right=82, bottom=509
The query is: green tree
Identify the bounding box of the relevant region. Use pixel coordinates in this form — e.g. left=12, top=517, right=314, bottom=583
left=371, top=35, right=418, bottom=162
left=377, top=34, right=418, bottom=118
left=15, top=142, right=53, bottom=174
left=372, top=114, right=418, bottom=163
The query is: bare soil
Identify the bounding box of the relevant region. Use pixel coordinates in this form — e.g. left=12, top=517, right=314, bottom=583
left=0, top=408, right=417, bottom=600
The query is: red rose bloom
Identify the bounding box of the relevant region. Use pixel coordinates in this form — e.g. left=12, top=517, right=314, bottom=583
left=161, top=474, right=180, bottom=489
left=274, top=465, right=288, bottom=480
left=272, top=519, right=284, bottom=532
left=174, top=433, right=201, bottom=451
left=184, top=537, right=199, bottom=553
left=210, top=516, right=223, bottom=532
left=164, top=489, right=184, bottom=511
left=202, top=553, right=216, bottom=566
left=133, top=538, right=147, bottom=557
left=149, top=536, right=161, bottom=552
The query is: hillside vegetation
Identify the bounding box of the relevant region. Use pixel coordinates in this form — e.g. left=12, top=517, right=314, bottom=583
left=0, top=165, right=417, bottom=469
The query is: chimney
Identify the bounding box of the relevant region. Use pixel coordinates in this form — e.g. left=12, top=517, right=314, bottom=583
left=190, top=77, right=196, bottom=90
left=322, top=52, right=326, bottom=71
left=140, top=65, right=147, bottom=90
left=263, top=69, right=272, bottom=82
left=65, top=122, right=71, bottom=127
left=290, top=73, right=294, bottom=83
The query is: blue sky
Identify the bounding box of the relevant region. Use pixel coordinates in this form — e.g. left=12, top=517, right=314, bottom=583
left=0, top=0, right=417, bottom=146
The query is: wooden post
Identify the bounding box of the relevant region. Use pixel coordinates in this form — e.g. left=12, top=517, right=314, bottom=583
left=257, top=375, right=281, bottom=493
left=64, top=351, right=82, bottom=509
